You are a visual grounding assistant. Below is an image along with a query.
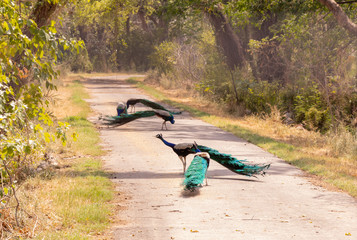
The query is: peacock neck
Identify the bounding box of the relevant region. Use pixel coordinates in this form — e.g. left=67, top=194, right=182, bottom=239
left=159, top=137, right=175, bottom=148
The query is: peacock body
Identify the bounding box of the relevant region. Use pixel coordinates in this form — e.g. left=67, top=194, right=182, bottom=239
left=156, top=133, right=198, bottom=173
left=126, top=98, right=182, bottom=115
left=183, top=152, right=210, bottom=191
left=197, top=145, right=270, bottom=177
left=153, top=110, right=175, bottom=130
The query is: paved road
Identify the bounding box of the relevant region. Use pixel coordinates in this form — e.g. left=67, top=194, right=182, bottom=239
left=83, top=75, right=357, bottom=240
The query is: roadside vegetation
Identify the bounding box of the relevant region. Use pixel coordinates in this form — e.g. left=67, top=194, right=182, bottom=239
left=34, top=77, right=114, bottom=239
left=1, top=75, right=115, bottom=239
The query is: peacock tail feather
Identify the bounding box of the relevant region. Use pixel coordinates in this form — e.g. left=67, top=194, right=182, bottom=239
left=197, top=145, right=270, bottom=177
left=102, top=110, right=156, bottom=126
left=183, top=153, right=209, bottom=191
left=139, top=99, right=182, bottom=115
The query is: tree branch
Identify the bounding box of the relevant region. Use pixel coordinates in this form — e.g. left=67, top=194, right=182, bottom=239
left=337, top=1, right=357, bottom=4
left=318, top=0, right=357, bottom=36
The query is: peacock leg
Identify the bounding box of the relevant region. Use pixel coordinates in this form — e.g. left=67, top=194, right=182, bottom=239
left=179, top=156, right=185, bottom=174
left=205, top=172, right=208, bottom=186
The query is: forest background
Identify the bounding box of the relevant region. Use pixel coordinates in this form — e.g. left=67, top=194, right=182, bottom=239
left=1, top=0, right=356, bottom=238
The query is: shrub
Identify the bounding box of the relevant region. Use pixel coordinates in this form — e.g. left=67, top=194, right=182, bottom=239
left=294, top=84, right=331, bottom=132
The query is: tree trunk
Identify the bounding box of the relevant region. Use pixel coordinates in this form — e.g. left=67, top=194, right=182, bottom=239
left=205, top=9, right=245, bottom=70
left=137, top=7, right=152, bottom=35
left=126, top=16, right=131, bottom=36
left=30, top=0, right=58, bottom=28
left=318, top=0, right=357, bottom=36
left=251, top=12, right=286, bottom=83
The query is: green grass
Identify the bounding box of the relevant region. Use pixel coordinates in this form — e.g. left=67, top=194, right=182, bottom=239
left=128, top=78, right=357, bottom=198
left=55, top=164, right=113, bottom=228
left=68, top=80, right=91, bottom=119
left=35, top=79, right=114, bottom=239
left=65, top=116, right=103, bottom=156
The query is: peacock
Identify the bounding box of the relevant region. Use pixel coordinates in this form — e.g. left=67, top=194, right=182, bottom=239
left=126, top=98, right=182, bottom=115
left=156, top=134, right=270, bottom=177
left=101, top=109, right=175, bottom=130
left=183, top=152, right=210, bottom=191
left=116, top=102, right=128, bottom=116
left=156, top=133, right=199, bottom=174
left=154, top=110, right=175, bottom=130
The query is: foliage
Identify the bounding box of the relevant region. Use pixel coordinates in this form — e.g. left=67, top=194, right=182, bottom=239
left=0, top=0, right=82, bottom=236
left=235, top=78, right=281, bottom=113
left=294, top=84, right=331, bottom=132
left=143, top=1, right=357, bottom=132
left=149, top=41, right=177, bottom=75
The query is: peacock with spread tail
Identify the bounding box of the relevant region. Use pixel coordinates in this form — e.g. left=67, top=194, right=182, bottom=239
left=183, top=152, right=210, bottom=191
left=101, top=109, right=175, bottom=130
left=156, top=134, right=270, bottom=177
left=126, top=98, right=182, bottom=115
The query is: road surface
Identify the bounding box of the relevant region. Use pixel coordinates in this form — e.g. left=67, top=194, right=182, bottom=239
left=83, top=75, right=357, bottom=240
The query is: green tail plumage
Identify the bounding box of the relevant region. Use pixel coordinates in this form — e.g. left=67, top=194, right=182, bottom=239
left=138, top=99, right=182, bottom=115
left=102, top=110, right=156, bottom=126
left=197, top=145, right=270, bottom=177
left=183, top=153, right=210, bottom=191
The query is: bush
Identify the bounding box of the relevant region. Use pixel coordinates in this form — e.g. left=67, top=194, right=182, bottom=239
left=149, top=41, right=177, bottom=76
left=235, top=77, right=281, bottom=113
left=294, top=84, right=331, bottom=132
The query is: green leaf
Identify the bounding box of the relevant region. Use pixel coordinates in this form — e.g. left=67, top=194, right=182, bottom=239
left=72, top=132, right=78, bottom=141
left=44, top=132, right=51, bottom=142
left=24, top=145, right=31, bottom=154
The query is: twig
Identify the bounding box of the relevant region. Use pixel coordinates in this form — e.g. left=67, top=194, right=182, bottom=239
left=2, top=159, right=20, bottom=227
left=1, top=219, right=3, bottom=240
left=31, top=214, right=38, bottom=237
left=337, top=0, right=357, bottom=4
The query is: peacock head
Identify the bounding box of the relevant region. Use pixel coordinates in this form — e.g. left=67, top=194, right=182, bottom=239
left=155, top=133, right=163, bottom=139
left=169, top=116, right=175, bottom=124
left=193, top=141, right=200, bottom=152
